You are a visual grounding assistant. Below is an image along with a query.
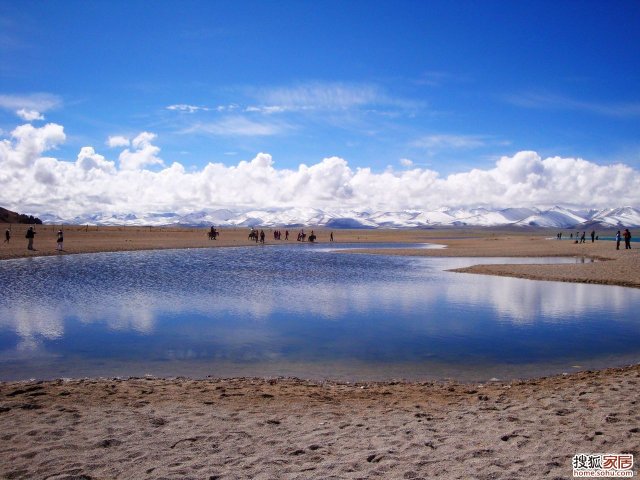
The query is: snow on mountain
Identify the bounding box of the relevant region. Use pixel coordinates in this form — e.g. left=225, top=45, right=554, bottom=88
left=31, top=206, right=640, bottom=228
left=369, top=210, right=422, bottom=227
left=451, top=207, right=539, bottom=226
left=590, top=207, right=640, bottom=227
left=410, top=210, right=457, bottom=226
left=514, top=206, right=589, bottom=228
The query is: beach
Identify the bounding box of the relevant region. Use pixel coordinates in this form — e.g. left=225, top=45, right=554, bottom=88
left=1, top=225, right=639, bottom=479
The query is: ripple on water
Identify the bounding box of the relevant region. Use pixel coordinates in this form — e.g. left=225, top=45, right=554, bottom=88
left=0, top=245, right=639, bottom=381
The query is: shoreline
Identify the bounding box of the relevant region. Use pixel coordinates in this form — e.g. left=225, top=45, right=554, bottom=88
left=2, top=225, right=639, bottom=478
left=2, top=224, right=639, bottom=289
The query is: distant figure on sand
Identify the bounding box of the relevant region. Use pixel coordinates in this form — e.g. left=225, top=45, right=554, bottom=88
left=25, top=226, right=36, bottom=250
left=580, top=232, right=586, bottom=244
left=623, top=229, right=632, bottom=249
left=330, top=231, right=334, bottom=242
left=4, top=228, right=10, bottom=243
left=56, top=230, right=64, bottom=251
left=616, top=231, right=621, bottom=250
left=591, top=230, right=595, bottom=243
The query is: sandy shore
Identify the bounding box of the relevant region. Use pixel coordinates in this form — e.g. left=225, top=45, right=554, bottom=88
left=0, top=366, right=638, bottom=479
left=1, top=225, right=639, bottom=478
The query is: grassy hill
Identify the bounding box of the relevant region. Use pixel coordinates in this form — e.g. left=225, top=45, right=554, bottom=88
left=0, top=207, right=43, bottom=224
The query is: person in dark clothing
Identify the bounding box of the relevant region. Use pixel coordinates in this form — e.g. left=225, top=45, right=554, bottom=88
left=56, top=230, right=64, bottom=251
left=623, top=229, right=632, bottom=249
left=590, top=230, right=595, bottom=243
left=616, top=231, right=621, bottom=250
left=25, top=226, right=36, bottom=250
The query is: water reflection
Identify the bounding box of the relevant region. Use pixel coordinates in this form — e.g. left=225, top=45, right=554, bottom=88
left=1, top=246, right=639, bottom=380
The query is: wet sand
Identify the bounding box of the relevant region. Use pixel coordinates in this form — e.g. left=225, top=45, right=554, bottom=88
left=1, top=225, right=639, bottom=478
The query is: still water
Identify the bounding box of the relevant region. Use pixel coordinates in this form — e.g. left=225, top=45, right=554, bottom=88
left=1, top=244, right=639, bottom=381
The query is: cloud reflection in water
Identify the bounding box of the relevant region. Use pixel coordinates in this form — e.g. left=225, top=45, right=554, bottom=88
left=1, top=247, right=639, bottom=376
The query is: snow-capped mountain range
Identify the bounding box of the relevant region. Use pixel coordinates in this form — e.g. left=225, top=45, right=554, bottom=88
left=36, top=206, right=640, bottom=229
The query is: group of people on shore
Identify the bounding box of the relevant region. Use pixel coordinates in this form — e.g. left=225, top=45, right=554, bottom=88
left=556, top=228, right=633, bottom=249
left=559, top=230, right=599, bottom=243
left=616, top=229, right=633, bottom=250
left=244, top=227, right=333, bottom=244
left=4, top=226, right=64, bottom=252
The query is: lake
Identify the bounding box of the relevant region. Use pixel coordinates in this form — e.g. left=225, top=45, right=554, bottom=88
left=1, top=244, right=639, bottom=381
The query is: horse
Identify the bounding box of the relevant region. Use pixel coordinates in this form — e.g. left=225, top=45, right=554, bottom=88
left=208, top=230, right=218, bottom=240
left=248, top=231, right=258, bottom=241
left=308, top=233, right=317, bottom=243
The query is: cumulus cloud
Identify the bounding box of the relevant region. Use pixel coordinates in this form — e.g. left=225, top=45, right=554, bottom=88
left=76, top=147, right=116, bottom=175
left=16, top=108, right=45, bottom=121
left=118, top=132, right=163, bottom=170
left=107, top=135, right=130, bottom=148
left=399, top=158, right=414, bottom=167
left=1, top=122, right=640, bottom=219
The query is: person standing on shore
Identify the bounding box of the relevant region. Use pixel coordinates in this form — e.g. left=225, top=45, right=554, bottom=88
left=25, top=226, right=36, bottom=250
left=623, top=229, right=632, bottom=249
left=330, top=231, right=334, bottom=242
left=616, top=231, right=621, bottom=250
left=56, top=230, right=64, bottom=252
left=4, top=228, right=10, bottom=243
left=591, top=230, right=595, bottom=243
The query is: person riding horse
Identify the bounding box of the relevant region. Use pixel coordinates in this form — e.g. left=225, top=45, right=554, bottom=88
left=208, top=226, right=218, bottom=240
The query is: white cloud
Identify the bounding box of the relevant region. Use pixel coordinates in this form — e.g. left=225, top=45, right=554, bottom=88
left=182, top=116, right=289, bottom=136
left=248, top=82, right=418, bottom=114
left=167, top=104, right=210, bottom=113
left=0, top=123, right=66, bottom=171
left=76, top=147, right=116, bottom=175
left=257, top=83, right=381, bottom=111
left=399, top=158, right=414, bottom=167
left=0, top=93, right=62, bottom=118
left=107, top=135, right=130, bottom=148
left=16, top=108, right=45, bottom=121
left=1, top=122, right=640, bottom=218
left=412, top=134, right=487, bottom=150
left=118, top=132, right=163, bottom=170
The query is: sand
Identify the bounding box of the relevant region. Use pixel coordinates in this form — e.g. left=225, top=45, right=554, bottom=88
left=0, top=367, right=638, bottom=479
left=1, top=225, right=639, bottom=479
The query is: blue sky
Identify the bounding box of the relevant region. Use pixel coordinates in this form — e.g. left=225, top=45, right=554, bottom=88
left=1, top=0, right=639, bottom=216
